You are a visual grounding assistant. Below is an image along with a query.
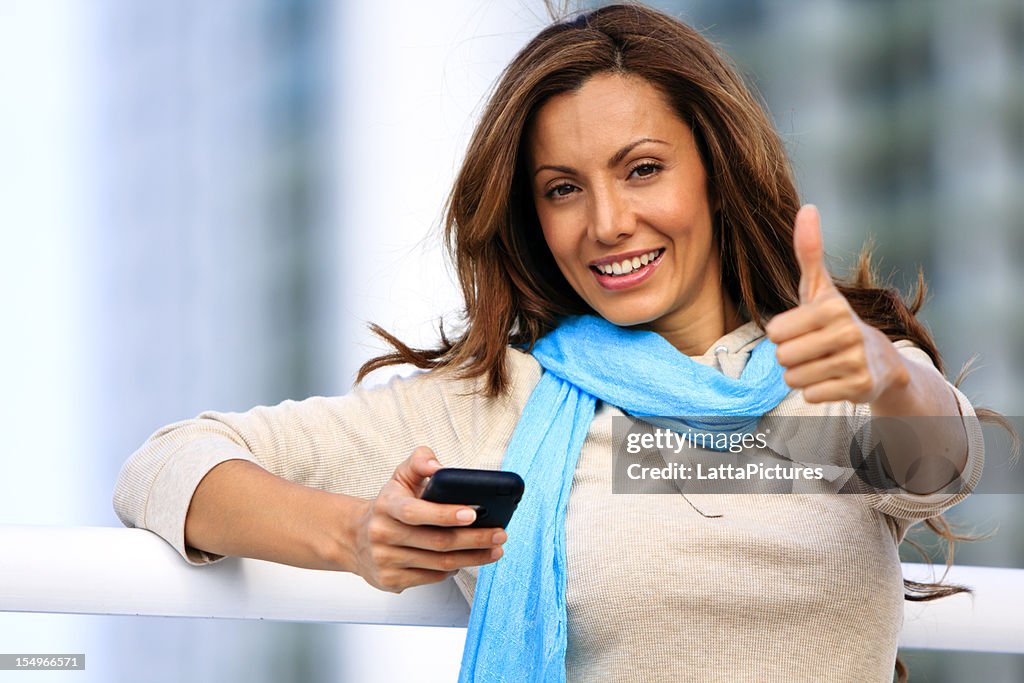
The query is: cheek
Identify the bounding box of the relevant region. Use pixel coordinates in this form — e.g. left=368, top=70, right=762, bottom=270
left=537, top=211, right=574, bottom=264
left=657, top=197, right=713, bottom=246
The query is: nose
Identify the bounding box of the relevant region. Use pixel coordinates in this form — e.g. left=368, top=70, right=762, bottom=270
left=587, top=183, right=635, bottom=245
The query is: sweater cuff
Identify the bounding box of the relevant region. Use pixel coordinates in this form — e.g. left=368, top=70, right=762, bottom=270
left=864, top=382, right=984, bottom=520
left=144, top=436, right=259, bottom=566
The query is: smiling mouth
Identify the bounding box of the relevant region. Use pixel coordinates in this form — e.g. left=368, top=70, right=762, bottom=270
left=589, top=248, right=665, bottom=277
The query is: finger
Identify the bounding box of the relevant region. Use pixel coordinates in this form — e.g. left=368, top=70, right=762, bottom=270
left=395, top=546, right=504, bottom=572
left=391, top=446, right=443, bottom=494
left=766, top=296, right=851, bottom=343
left=370, top=514, right=504, bottom=549
left=794, top=204, right=836, bottom=303
left=398, top=525, right=507, bottom=552
left=765, top=307, right=825, bottom=344
left=800, top=378, right=858, bottom=404
left=782, top=350, right=857, bottom=389
left=774, top=323, right=864, bottom=368
left=385, top=495, right=479, bottom=527
left=375, top=568, right=456, bottom=593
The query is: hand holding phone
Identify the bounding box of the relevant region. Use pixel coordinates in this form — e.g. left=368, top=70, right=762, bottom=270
left=350, top=448, right=512, bottom=593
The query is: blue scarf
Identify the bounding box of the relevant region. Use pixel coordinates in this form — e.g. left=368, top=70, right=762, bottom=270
left=458, top=315, right=790, bottom=682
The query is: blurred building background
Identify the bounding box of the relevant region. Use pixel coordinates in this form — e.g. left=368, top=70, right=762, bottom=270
left=0, top=0, right=1020, bottom=680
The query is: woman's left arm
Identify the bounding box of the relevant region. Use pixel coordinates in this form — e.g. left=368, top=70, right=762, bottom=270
left=765, top=205, right=969, bottom=495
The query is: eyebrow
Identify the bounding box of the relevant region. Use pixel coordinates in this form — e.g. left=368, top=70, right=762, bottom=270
left=532, top=137, right=669, bottom=178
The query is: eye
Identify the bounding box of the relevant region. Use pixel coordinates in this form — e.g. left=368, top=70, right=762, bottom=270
left=544, top=182, right=579, bottom=200
left=629, top=162, right=662, bottom=179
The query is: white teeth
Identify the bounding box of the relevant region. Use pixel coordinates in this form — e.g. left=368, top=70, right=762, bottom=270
left=595, top=249, right=662, bottom=276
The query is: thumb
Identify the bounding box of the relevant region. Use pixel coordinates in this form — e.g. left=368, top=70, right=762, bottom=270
left=794, top=204, right=834, bottom=303
left=393, top=446, right=443, bottom=495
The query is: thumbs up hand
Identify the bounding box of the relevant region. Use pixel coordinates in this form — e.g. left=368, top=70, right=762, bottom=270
left=765, top=205, right=909, bottom=404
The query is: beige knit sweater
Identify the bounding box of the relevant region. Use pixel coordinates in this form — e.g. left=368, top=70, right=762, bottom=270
left=113, top=321, right=984, bottom=682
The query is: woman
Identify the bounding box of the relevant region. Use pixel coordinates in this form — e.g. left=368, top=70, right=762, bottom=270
left=114, top=5, right=989, bottom=681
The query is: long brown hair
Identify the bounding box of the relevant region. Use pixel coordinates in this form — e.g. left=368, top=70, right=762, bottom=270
left=354, top=3, right=933, bottom=394
left=357, top=5, right=1016, bottom=680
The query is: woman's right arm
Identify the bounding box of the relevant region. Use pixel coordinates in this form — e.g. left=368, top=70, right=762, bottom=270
left=183, top=449, right=505, bottom=592
left=112, top=363, right=533, bottom=591
left=182, top=457, right=365, bottom=572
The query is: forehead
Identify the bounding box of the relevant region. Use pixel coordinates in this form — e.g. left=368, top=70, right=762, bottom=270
left=528, top=73, right=690, bottom=164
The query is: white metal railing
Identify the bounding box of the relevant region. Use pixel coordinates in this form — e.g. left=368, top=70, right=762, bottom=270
left=1, top=525, right=1022, bottom=653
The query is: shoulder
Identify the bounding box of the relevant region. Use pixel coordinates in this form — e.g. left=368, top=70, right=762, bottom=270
left=505, top=346, right=544, bottom=397
left=352, top=346, right=543, bottom=416
left=891, top=338, right=939, bottom=369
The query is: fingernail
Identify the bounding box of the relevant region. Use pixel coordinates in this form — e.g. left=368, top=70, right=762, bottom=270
left=491, top=531, right=507, bottom=544
left=427, top=459, right=441, bottom=468
left=490, top=547, right=503, bottom=560
left=456, top=509, right=476, bottom=523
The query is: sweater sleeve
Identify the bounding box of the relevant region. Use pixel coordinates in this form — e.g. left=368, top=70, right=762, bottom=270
left=112, top=353, right=539, bottom=566
left=855, top=340, right=985, bottom=525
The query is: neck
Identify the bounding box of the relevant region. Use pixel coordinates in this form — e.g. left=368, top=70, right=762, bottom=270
left=646, top=297, right=746, bottom=356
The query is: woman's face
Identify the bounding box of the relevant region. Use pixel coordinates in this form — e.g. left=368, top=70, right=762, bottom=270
left=528, top=73, right=726, bottom=343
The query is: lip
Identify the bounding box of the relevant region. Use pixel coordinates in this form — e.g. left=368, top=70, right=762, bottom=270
left=589, top=248, right=665, bottom=291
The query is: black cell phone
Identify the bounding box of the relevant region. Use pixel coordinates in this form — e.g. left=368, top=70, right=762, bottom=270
left=420, top=468, right=525, bottom=528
